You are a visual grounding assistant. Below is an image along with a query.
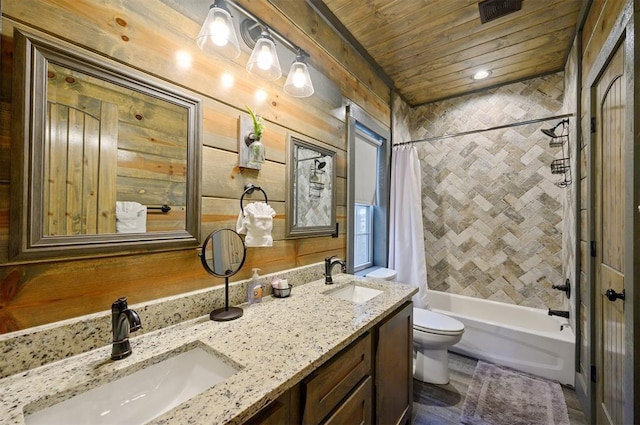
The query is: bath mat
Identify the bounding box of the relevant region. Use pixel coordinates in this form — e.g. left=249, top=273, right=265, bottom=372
left=460, top=361, right=570, bottom=425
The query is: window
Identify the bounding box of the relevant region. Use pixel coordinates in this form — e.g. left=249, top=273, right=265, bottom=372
left=346, top=105, right=390, bottom=275
left=354, top=204, right=373, bottom=269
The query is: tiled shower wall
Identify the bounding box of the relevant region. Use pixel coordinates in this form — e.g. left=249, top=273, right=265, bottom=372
left=394, top=73, right=568, bottom=309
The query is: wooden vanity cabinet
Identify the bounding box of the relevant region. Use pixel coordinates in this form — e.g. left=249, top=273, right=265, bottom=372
left=245, top=301, right=413, bottom=425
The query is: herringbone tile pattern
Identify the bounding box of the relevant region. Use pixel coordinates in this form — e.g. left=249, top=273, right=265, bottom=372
left=410, top=73, right=567, bottom=309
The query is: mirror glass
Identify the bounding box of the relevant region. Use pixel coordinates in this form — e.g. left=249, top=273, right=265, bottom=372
left=286, top=136, right=336, bottom=237
left=10, top=30, right=201, bottom=260
left=200, top=230, right=246, bottom=277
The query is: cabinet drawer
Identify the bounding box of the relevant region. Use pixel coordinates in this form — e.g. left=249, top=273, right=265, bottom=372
left=245, top=390, right=291, bottom=425
left=303, top=333, right=372, bottom=424
left=322, top=376, right=372, bottom=425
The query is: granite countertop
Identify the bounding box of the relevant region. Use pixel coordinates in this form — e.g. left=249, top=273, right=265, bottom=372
left=0, top=274, right=416, bottom=425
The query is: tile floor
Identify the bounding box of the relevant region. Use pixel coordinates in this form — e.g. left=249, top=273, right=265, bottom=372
left=411, top=353, right=588, bottom=425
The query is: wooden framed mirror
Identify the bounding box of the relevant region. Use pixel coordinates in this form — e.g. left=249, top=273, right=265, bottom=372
left=9, top=29, right=202, bottom=260
left=285, top=134, right=336, bottom=238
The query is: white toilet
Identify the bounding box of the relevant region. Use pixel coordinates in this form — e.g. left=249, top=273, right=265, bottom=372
left=365, top=268, right=465, bottom=385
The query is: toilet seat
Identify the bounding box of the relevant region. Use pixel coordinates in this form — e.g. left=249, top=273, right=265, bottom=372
left=413, top=308, right=464, bottom=336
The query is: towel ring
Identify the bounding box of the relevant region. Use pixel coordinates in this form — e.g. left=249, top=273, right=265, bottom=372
left=240, top=184, right=268, bottom=211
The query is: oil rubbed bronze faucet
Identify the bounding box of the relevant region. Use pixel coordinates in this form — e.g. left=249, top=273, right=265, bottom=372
left=111, top=297, right=142, bottom=360
left=324, top=255, right=346, bottom=285
left=548, top=308, right=569, bottom=319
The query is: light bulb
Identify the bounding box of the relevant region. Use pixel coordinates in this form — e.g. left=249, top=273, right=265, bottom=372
left=210, top=16, right=229, bottom=46
left=284, top=56, right=314, bottom=97
left=292, top=67, right=306, bottom=88
left=196, top=3, right=240, bottom=60
left=257, top=45, right=273, bottom=71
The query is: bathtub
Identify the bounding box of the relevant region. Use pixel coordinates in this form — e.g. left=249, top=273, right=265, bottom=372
left=427, top=290, right=575, bottom=386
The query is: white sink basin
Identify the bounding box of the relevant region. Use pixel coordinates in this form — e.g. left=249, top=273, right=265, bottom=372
left=327, top=283, right=384, bottom=304
left=25, top=347, right=239, bottom=425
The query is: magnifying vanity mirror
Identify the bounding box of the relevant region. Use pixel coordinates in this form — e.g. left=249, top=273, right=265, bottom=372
left=286, top=135, right=337, bottom=238
left=200, top=229, right=246, bottom=321
left=10, top=29, right=201, bottom=260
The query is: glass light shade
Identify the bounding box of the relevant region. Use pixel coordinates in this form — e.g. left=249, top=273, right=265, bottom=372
left=196, top=3, right=241, bottom=60
left=284, top=60, right=314, bottom=97
left=246, top=34, right=282, bottom=80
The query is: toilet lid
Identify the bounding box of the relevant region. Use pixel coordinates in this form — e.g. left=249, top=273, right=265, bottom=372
left=413, top=308, right=464, bottom=335
left=365, top=268, right=397, bottom=280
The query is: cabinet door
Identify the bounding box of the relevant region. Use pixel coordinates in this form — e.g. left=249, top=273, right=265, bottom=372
left=375, top=301, right=413, bottom=425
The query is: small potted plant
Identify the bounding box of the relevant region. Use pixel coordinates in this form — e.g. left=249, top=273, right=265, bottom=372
left=245, top=105, right=265, bottom=167
left=246, top=105, right=265, bottom=142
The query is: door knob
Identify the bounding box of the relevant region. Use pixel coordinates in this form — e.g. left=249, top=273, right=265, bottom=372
left=605, top=288, right=625, bottom=302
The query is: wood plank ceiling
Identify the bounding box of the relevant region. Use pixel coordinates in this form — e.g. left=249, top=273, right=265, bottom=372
left=315, top=0, right=584, bottom=106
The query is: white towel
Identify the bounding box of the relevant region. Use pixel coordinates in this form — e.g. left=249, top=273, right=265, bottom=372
left=236, top=210, right=247, bottom=234
left=116, top=201, right=147, bottom=233
left=241, top=202, right=276, bottom=247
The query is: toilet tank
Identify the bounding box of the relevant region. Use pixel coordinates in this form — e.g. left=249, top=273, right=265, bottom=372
left=365, top=268, right=397, bottom=281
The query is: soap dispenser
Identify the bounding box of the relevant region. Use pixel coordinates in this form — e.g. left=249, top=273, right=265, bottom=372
left=248, top=268, right=263, bottom=304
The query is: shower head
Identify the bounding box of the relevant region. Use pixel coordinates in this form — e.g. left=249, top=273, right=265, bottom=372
left=541, top=119, right=569, bottom=138
left=315, top=159, right=326, bottom=169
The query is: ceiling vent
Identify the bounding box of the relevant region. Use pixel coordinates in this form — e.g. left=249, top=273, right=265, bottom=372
left=478, top=0, right=522, bottom=24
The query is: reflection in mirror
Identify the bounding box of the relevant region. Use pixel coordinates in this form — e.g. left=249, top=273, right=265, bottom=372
left=10, top=29, right=201, bottom=260
left=286, top=136, right=336, bottom=238
left=200, top=229, right=246, bottom=322
left=200, top=229, right=246, bottom=277
left=45, top=61, right=188, bottom=235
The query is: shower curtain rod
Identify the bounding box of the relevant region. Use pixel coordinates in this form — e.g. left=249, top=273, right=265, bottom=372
left=395, top=113, right=574, bottom=146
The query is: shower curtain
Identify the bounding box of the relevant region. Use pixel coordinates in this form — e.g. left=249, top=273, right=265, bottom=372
left=388, top=145, right=429, bottom=309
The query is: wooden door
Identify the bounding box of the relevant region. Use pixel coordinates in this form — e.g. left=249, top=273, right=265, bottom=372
left=594, top=42, right=625, bottom=425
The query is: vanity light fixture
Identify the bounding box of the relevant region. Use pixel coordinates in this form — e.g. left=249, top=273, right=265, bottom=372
left=246, top=29, right=282, bottom=80
left=284, top=50, right=314, bottom=97
left=471, top=69, right=492, bottom=80
left=197, top=0, right=315, bottom=97
left=196, top=0, right=241, bottom=60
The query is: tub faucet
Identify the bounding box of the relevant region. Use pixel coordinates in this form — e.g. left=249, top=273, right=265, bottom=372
left=324, top=255, right=346, bottom=285
left=111, top=297, right=142, bottom=360
left=548, top=308, right=569, bottom=319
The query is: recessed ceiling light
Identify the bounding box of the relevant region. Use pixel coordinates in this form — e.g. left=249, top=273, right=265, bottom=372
left=471, top=70, right=492, bottom=80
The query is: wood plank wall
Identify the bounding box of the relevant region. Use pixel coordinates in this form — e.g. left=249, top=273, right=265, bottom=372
left=0, top=0, right=391, bottom=333
left=577, top=0, right=627, bottom=411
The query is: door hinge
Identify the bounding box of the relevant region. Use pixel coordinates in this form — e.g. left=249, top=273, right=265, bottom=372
left=591, top=365, right=598, bottom=383
left=591, top=241, right=597, bottom=257
left=591, top=117, right=596, bottom=133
